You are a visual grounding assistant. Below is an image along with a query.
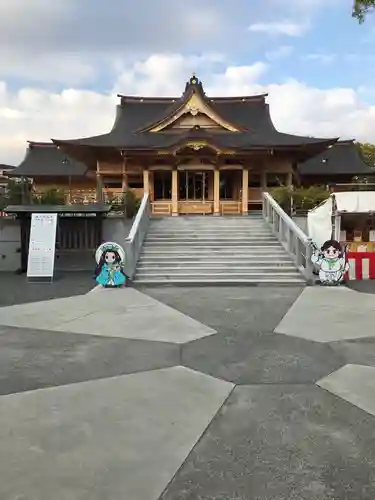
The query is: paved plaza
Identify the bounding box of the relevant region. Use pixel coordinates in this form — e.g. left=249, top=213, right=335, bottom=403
left=0, top=280, right=374, bottom=499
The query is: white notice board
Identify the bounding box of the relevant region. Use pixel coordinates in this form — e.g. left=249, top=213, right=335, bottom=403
left=27, top=213, right=58, bottom=279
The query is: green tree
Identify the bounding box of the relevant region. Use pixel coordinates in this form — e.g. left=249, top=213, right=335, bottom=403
left=37, top=188, right=66, bottom=205
left=357, top=142, right=375, bottom=168
left=353, top=0, right=375, bottom=22
left=5, top=179, right=33, bottom=204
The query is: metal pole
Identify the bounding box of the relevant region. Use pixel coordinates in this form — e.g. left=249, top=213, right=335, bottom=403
left=331, top=193, right=336, bottom=239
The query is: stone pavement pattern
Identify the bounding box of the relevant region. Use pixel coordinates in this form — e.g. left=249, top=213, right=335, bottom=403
left=0, top=283, right=374, bottom=499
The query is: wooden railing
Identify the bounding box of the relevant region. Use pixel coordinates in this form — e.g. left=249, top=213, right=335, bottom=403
left=151, top=201, right=172, bottom=216
left=263, top=192, right=313, bottom=281
left=178, top=201, right=213, bottom=215
left=220, top=201, right=241, bottom=215
left=33, top=188, right=141, bottom=205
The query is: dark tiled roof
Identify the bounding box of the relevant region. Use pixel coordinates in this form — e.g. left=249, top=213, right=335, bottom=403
left=52, top=76, right=338, bottom=151
left=298, top=140, right=374, bottom=176
left=9, top=142, right=88, bottom=177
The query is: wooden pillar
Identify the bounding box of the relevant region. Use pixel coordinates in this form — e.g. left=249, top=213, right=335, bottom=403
left=171, top=169, right=178, bottom=216
left=143, top=169, right=150, bottom=194
left=287, top=171, right=293, bottom=187
left=261, top=171, right=267, bottom=190
left=96, top=170, right=104, bottom=203
left=122, top=158, right=128, bottom=191
left=213, top=168, right=220, bottom=215
left=242, top=168, right=248, bottom=215
left=150, top=171, right=155, bottom=201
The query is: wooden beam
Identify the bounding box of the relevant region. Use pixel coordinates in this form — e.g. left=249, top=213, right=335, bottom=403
left=213, top=168, right=220, bottom=215
left=242, top=168, right=249, bottom=215
left=171, top=169, right=178, bottom=216
left=143, top=169, right=150, bottom=194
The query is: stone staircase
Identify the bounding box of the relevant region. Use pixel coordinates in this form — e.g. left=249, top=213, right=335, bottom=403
left=134, top=215, right=306, bottom=285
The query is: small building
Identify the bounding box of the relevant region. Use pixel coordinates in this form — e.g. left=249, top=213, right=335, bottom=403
left=9, top=75, right=373, bottom=215
left=297, top=140, right=374, bottom=186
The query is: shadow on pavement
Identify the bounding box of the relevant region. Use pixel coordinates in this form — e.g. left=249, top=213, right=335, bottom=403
left=346, top=280, right=375, bottom=294
left=0, top=272, right=93, bottom=306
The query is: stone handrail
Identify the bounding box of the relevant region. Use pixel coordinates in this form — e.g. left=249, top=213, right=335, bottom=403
left=262, top=192, right=313, bottom=281
left=123, top=193, right=150, bottom=280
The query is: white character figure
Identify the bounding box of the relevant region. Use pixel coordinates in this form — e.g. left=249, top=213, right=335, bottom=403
left=311, top=239, right=349, bottom=285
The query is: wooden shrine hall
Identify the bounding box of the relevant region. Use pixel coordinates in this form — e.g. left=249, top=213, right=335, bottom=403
left=10, top=75, right=373, bottom=216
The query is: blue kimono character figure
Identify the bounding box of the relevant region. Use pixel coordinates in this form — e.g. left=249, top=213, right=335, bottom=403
left=94, top=242, right=127, bottom=288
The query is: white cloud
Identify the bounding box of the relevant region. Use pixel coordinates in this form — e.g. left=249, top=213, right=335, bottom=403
left=1, top=55, right=375, bottom=165
left=265, top=45, right=294, bottom=60
left=248, top=21, right=309, bottom=36
left=114, top=53, right=226, bottom=97
left=0, top=50, right=96, bottom=86
left=303, top=53, right=337, bottom=65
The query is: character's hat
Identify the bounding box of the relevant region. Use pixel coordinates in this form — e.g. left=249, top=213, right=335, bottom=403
left=95, top=241, right=125, bottom=264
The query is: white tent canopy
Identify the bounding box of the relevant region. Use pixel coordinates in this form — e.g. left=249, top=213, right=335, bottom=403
left=333, top=191, right=375, bottom=213
left=307, top=191, right=375, bottom=249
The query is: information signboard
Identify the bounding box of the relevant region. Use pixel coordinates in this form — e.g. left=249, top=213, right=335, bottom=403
left=27, top=213, right=58, bottom=279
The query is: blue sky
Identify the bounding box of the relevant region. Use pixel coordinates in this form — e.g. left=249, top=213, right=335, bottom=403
left=0, top=0, right=374, bottom=164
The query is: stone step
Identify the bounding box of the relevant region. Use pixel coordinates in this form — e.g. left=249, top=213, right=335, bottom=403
left=135, top=213, right=305, bottom=286
left=141, top=249, right=288, bottom=256
left=147, top=229, right=274, bottom=238
left=150, top=220, right=266, bottom=225
left=151, top=215, right=263, bottom=219
left=135, top=277, right=305, bottom=286
left=148, top=227, right=270, bottom=232
left=146, top=234, right=275, bottom=240
left=142, top=245, right=282, bottom=252
left=136, top=265, right=297, bottom=273
left=136, top=269, right=300, bottom=276
left=144, top=240, right=278, bottom=246
left=150, top=221, right=267, bottom=226
left=143, top=242, right=281, bottom=247
left=138, top=258, right=293, bottom=266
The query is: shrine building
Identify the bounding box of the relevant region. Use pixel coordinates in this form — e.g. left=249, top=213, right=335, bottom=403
left=10, top=75, right=373, bottom=215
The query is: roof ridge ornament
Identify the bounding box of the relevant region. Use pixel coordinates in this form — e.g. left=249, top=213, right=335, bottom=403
left=190, top=72, right=197, bottom=85
left=184, top=73, right=204, bottom=94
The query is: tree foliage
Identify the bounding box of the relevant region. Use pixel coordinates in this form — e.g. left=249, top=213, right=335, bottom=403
left=353, top=0, right=375, bottom=22
left=270, top=186, right=329, bottom=213
left=357, top=142, right=375, bottom=168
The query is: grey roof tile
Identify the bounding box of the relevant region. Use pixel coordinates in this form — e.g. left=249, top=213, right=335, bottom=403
left=52, top=77, right=337, bottom=150
left=298, top=141, right=374, bottom=176
left=9, top=142, right=88, bottom=177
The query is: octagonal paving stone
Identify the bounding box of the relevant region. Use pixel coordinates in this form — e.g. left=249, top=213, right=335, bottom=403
left=0, top=367, right=233, bottom=500
left=274, top=286, right=375, bottom=342
left=182, top=330, right=344, bottom=385
left=0, top=324, right=180, bottom=395
left=160, top=384, right=375, bottom=500
left=317, top=364, right=375, bottom=418
left=329, top=337, right=375, bottom=368
left=0, top=287, right=217, bottom=343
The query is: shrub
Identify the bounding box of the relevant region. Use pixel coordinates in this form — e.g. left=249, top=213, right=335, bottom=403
left=270, top=185, right=329, bottom=212
left=5, top=179, right=33, bottom=204
left=115, top=189, right=140, bottom=218
left=0, top=193, right=6, bottom=210
left=269, top=186, right=293, bottom=213
left=36, top=188, right=66, bottom=205
left=294, top=185, right=329, bottom=211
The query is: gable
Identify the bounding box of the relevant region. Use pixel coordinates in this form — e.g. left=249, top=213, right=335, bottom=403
left=149, top=93, right=242, bottom=133
left=164, top=113, right=224, bottom=130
